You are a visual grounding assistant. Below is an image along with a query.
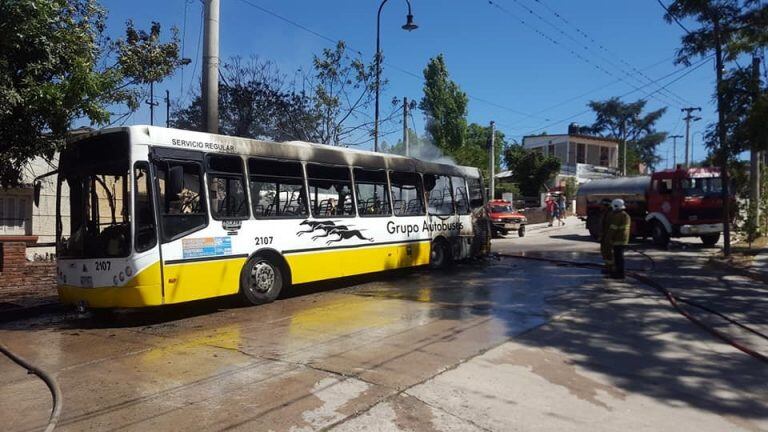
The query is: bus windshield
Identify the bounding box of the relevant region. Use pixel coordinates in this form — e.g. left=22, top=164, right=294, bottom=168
left=57, top=133, right=131, bottom=259
left=681, top=176, right=722, bottom=196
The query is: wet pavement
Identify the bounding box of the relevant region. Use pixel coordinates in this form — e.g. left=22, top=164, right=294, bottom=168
left=2, top=220, right=767, bottom=431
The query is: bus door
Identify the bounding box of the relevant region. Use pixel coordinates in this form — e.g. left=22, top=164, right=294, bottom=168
left=150, top=148, right=214, bottom=304
left=130, top=161, right=164, bottom=305
left=424, top=174, right=460, bottom=252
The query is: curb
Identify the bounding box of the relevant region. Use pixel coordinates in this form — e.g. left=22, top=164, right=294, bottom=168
left=0, top=302, right=64, bottom=324
left=708, top=256, right=768, bottom=285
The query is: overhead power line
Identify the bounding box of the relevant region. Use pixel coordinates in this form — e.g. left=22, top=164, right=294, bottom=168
left=521, top=0, right=691, bottom=106
left=235, top=0, right=556, bottom=122
left=485, top=0, right=686, bottom=109
left=655, top=0, right=692, bottom=34
left=524, top=55, right=713, bottom=136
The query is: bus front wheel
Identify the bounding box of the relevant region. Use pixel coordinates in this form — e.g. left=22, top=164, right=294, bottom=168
left=240, top=255, right=284, bottom=305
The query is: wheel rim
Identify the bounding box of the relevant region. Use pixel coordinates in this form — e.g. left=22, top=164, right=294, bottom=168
left=250, top=260, right=276, bottom=293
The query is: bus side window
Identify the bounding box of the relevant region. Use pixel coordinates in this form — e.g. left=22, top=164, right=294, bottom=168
left=248, top=158, right=307, bottom=218
left=354, top=168, right=391, bottom=217
left=306, top=164, right=355, bottom=217
left=424, top=174, right=454, bottom=215
left=134, top=162, right=156, bottom=252
left=389, top=172, right=424, bottom=216
left=466, top=177, right=484, bottom=210
left=207, top=155, right=249, bottom=220
left=452, top=176, right=470, bottom=215
left=156, top=161, right=207, bottom=242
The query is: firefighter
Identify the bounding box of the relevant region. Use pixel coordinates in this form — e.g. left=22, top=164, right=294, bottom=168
left=597, top=199, right=613, bottom=274
left=604, top=198, right=631, bottom=279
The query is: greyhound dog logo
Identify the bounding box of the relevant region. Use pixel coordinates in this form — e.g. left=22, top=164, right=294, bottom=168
left=298, top=220, right=374, bottom=245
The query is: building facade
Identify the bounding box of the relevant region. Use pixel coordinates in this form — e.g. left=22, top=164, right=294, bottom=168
left=522, top=125, right=620, bottom=186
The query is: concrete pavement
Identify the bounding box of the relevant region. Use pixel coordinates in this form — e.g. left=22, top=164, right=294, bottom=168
left=1, top=222, right=767, bottom=431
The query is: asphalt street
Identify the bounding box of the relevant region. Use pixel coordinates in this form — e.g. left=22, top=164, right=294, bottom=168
left=1, top=219, right=766, bottom=431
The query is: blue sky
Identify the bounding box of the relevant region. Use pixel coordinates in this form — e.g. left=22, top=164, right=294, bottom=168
left=101, top=0, right=722, bottom=167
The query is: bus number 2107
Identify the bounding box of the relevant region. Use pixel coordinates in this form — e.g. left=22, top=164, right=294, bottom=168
left=255, top=236, right=274, bottom=245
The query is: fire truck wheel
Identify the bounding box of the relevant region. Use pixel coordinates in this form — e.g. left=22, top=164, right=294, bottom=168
left=651, top=221, right=670, bottom=248
left=518, top=225, right=526, bottom=237
left=700, top=233, right=720, bottom=247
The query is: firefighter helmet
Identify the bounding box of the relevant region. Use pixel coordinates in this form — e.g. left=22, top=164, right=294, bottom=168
left=611, top=198, right=626, bottom=211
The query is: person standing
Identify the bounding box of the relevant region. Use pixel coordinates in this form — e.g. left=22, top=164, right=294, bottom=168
left=557, top=194, right=567, bottom=226
left=604, top=198, right=631, bottom=279
left=545, top=194, right=556, bottom=227
left=598, top=200, right=613, bottom=274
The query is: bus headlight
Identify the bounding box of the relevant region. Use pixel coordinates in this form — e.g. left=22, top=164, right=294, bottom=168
left=113, top=275, right=119, bottom=286
left=119, top=272, right=125, bottom=282
left=125, top=266, right=133, bottom=277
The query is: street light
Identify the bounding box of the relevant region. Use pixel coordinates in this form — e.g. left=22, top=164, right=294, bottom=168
left=374, top=0, right=418, bottom=153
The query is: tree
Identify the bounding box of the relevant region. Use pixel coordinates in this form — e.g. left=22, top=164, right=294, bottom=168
left=0, top=0, right=186, bottom=186
left=587, top=98, right=667, bottom=173
left=458, top=123, right=505, bottom=183
left=419, top=55, right=468, bottom=153
left=663, top=0, right=768, bottom=255
left=503, top=145, right=561, bottom=197
left=308, top=41, right=379, bottom=145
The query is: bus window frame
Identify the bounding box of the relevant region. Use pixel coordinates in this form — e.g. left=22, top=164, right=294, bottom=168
left=352, top=167, right=393, bottom=218
left=425, top=173, right=456, bottom=216
left=389, top=171, right=426, bottom=217
left=133, top=161, right=157, bottom=253
left=452, top=176, right=471, bottom=215
left=247, top=156, right=309, bottom=220
left=205, top=154, right=250, bottom=221
left=153, top=158, right=210, bottom=244
left=305, top=163, right=357, bottom=218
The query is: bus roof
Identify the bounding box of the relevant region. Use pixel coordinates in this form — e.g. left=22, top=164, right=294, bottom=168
left=70, top=125, right=482, bottom=179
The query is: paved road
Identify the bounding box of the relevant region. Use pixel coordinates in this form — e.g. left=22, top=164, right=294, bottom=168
left=1, top=220, right=767, bottom=431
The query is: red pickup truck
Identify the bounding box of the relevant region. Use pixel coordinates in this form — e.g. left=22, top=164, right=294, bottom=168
left=487, top=199, right=527, bottom=237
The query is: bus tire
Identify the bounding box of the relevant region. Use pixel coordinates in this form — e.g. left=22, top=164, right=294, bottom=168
left=240, top=254, right=285, bottom=305
left=429, top=238, right=452, bottom=269
left=700, top=233, right=720, bottom=247
left=651, top=221, right=670, bottom=248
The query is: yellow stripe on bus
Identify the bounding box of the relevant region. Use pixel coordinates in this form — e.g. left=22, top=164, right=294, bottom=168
left=286, top=240, right=431, bottom=285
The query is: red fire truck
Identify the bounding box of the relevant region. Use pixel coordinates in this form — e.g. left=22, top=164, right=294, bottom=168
left=576, top=167, right=730, bottom=247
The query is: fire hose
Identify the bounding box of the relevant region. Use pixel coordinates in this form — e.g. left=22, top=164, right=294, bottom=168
left=0, top=343, right=62, bottom=432
left=496, top=252, right=768, bottom=364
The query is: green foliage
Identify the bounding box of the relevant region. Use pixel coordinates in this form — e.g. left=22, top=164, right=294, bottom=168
left=564, top=177, right=578, bottom=203
left=587, top=97, right=667, bottom=171
left=502, top=145, right=561, bottom=197
left=419, top=55, right=468, bottom=152
left=0, top=0, right=185, bottom=186
left=458, top=123, right=505, bottom=183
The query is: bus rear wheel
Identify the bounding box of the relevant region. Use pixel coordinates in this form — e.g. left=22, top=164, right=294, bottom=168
left=240, top=255, right=284, bottom=305
left=429, top=239, right=452, bottom=269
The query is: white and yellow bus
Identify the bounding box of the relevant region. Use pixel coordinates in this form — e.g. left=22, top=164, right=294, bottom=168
left=51, top=126, right=489, bottom=308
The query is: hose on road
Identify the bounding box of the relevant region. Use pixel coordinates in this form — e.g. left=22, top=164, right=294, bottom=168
left=496, top=252, right=768, bottom=364
left=0, top=343, right=62, bottom=432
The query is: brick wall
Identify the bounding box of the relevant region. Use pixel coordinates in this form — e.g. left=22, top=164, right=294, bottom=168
left=0, top=240, right=56, bottom=303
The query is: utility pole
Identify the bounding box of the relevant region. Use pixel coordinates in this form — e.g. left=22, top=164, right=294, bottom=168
left=669, top=135, right=683, bottom=168
left=165, top=90, right=171, bottom=128
left=489, top=121, right=496, bottom=200
left=713, top=18, right=731, bottom=256
left=146, top=82, right=159, bottom=126
left=202, top=0, right=220, bottom=133
left=750, top=56, right=761, bottom=227
left=403, top=97, right=409, bottom=157
left=681, top=107, right=702, bottom=167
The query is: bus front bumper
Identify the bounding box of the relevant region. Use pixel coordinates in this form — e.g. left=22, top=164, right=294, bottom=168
left=679, top=223, right=723, bottom=236
left=57, top=283, right=164, bottom=308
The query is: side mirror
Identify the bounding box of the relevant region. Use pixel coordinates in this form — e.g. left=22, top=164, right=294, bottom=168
left=33, top=181, right=42, bottom=207
left=167, top=165, right=184, bottom=201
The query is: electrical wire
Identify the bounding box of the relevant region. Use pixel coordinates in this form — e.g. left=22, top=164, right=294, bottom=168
left=525, top=54, right=713, bottom=135
left=655, top=0, right=693, bottom=35
left=521, top=0, right=691, bottom=106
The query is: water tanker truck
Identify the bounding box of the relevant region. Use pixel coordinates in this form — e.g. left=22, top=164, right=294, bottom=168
left=576, top=167, right=731, bottom=247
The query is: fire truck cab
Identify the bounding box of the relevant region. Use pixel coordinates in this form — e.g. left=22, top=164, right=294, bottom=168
left=577, top=167, right=729, bottom=248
